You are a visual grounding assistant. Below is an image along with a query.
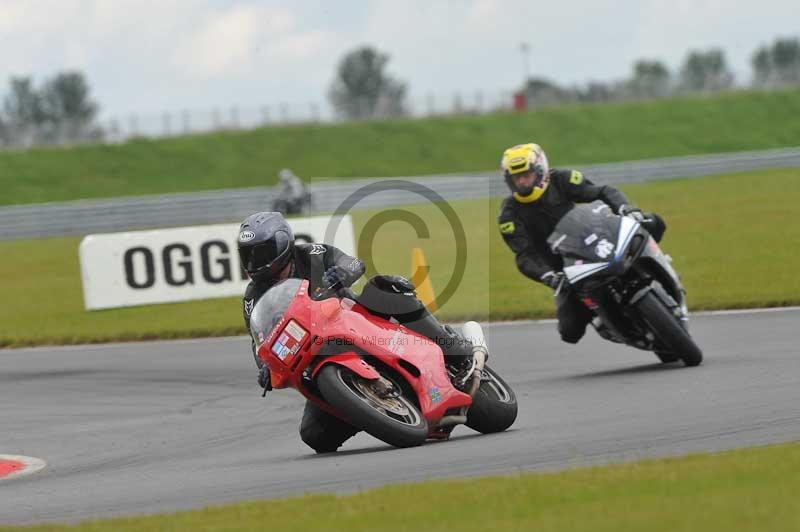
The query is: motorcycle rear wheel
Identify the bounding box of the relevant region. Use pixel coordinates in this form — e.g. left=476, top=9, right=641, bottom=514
left=654, top=351, right=680, bottom=363
left=636, top=292, right=703, bottom=367
left=317, top=364, right=428, bottom=448
left=465, top=365, right=518, bottom=434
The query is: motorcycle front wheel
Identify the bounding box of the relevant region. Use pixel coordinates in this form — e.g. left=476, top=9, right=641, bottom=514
left=316, top=364, right=428, bottom=448
left=636, top=292, right=703, bottom=367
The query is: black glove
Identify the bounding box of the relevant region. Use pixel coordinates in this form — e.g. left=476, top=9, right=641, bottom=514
left=257, top=365, right=272, bottom=391
left=540, top=270, right=565, bottom=290
left=619, top=204, right=645, bottom=222
left=322, top=265, right=347, bottom=288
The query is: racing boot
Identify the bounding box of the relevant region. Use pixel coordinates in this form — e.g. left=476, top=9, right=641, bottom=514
left=442, top=323, right=476, bottom=373
left=404, top=309, right=475, bottom=378
left=355, top=274, right=474, bottom=376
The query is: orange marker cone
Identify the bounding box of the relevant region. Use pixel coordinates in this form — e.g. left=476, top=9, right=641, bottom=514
left=411, top=247, right=437, bottom=312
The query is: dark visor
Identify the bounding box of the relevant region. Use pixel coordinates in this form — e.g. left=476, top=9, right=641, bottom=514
left=239, top=241, right=280, bottom=272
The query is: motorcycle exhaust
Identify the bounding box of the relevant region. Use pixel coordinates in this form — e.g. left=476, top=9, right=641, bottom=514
left=461, top=321, right=488, bottom=398
left=436, top=414, right=468, bottom=428
left=432, top=322, right=489, bottom=433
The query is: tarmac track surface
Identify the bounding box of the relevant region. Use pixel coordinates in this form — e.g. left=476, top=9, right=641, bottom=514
left=1, top=309, right=799, bottom=525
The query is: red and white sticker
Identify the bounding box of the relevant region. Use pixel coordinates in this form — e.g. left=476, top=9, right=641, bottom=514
left=0, top=454, right=46, bottom=481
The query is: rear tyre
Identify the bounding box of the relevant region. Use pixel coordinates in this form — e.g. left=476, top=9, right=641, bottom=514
left=465, top=365, right=518, bottom=434
left=654, top=351, right=680, bottom=364
left=316, top=364, right=428, bottom=448
left=636, top=292, right=703, bottom=367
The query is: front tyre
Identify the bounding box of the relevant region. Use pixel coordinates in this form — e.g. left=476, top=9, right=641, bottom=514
left=316, top=364, right=428, bottom=448
left=636, top=292, right=703, bottom=367
left=465, top=365, right=518, bottom=434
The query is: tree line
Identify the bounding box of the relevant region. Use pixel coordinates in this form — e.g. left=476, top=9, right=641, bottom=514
left=1, top=35, right=798, bottom=147
left=0, top=71, right=101, bottom=148
left=329, top=35, right=800, bottom=118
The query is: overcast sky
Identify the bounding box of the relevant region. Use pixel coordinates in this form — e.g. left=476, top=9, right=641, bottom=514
left=1, top=0, right=798, bottom=121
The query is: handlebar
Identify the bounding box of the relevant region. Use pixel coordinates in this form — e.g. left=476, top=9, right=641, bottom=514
left=311, top=280, right=352, bottom=301
left=624, top=212, right=655, bottom=224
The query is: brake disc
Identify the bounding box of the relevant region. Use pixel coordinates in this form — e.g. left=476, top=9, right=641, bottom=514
left=353, top=378, right=409, bottom=416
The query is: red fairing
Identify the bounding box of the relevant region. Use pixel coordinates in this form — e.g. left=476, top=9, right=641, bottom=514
left=256, top=280, right=471, bottom=430
left=311, top=354, right=381, bottom=381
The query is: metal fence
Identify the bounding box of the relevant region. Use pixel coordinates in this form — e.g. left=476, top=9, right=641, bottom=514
left=0, top=91, right=516, bottom=148
left=99, top=91, right=514, bottom=143
left=2, top=146, right=800, bottom=241
left=3, top=85, right=799, bottom=149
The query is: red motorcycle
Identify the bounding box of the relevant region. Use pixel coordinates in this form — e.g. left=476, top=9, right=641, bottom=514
left=250, top=278, right=517, bottom=448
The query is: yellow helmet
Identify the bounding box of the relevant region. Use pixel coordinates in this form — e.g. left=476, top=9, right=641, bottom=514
left=500, top=143, right=550, bottom=203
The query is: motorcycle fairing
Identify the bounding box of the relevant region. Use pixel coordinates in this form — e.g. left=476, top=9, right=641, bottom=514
left=548, top=201, right=619, bottom=261
left=557, top=203, right=642, bottom=285
left=640, top=237, right=682, bottom=291
left=315, top=307, right=472, bottom=421
left=614, top=216, right=641, bottom=262
left=254, top=279, right=471, bottom=426
left=635, top=237, right=689, bottom=322
left=563, top=261, right=610, bottom=283
left=311, top=353, right=381, bottom=381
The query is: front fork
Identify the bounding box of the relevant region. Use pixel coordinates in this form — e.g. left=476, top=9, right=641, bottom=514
left=582, top=282, right=661, bottom=348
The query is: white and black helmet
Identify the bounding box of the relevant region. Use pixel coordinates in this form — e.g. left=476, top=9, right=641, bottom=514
left=237, top=212, right=294, bottom=282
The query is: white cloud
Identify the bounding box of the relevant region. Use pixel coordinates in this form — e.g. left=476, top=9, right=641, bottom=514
left=265, top=30, right=330, bottom=61
left=170, top=5, right=333, bottom=80
left=172, top=6, right=270, bottom=78
left=0, top=0, right=83, bottom=33
left=466, top=0, right=503, bottom=24
left=0, top=0, right=798, bottom=118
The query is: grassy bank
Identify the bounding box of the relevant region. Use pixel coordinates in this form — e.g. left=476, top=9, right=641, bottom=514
left=3, top=442, right=799, bottom=531
left=2, top=89, right=800, bottom=205
left=1, top=169, right=798, bottom=348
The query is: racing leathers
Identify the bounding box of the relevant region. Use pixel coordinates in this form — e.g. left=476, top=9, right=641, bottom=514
left=274, top=172, right=311, bottom=214
left=242, top=242, right=365, bottom=365
left=499, top=169, right=639, bottom=343
left=243, top=242, right=365, bottom=453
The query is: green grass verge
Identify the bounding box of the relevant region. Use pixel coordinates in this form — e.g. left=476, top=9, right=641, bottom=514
left=368, top=168, right=800, bottom=319
left=2, top=89, right=800, bottom=205
left=3, top=442, right=799, bottom=531
left=1, top=169, right=798, bottom=348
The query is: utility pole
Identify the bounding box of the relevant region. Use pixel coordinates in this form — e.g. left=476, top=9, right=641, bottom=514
left=519, top=42, right=531, bottom=84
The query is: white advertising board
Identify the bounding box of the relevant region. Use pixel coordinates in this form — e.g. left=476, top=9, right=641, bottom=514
left=79, top=215, right=355, bottom=310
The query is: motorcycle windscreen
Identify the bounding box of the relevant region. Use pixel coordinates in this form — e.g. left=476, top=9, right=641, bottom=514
left=547, top=201, right=621, bottom=262
left=249, top=278, right=303, bottom=346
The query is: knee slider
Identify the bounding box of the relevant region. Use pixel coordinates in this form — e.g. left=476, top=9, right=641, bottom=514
left=559, top=324, right=586, bottom=344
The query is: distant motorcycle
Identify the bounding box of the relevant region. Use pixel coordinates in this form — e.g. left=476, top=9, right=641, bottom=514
left=271, top=190, right=313, bottom=216
left=547, top=201, right=703, bottom=366
left=249, top=277, right=518, bottom=448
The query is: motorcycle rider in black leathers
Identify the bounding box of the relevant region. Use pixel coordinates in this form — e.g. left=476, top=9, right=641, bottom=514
left=273, top=168, right=312, bottom=215
left=238, top=211, right=473, bottom=453
left=497, top=143, right=666, bottom=344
